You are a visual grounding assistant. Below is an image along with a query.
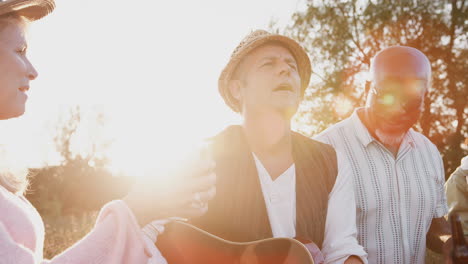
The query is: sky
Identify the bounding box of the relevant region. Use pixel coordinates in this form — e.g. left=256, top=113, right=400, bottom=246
left=0, top=0, right=307, bottom=176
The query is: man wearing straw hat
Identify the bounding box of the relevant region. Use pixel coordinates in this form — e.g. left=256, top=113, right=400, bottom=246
left=192, top=30, right=367, bottom=264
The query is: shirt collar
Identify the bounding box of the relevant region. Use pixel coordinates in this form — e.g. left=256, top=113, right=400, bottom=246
left=350, top=108, right=375, bottom=147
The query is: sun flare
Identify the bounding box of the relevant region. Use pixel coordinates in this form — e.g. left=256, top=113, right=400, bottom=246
left=332, top=93, right=354, bottom=118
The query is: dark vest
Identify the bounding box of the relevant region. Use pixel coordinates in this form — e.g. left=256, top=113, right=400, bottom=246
left=192, top=125, right=337, bottom=248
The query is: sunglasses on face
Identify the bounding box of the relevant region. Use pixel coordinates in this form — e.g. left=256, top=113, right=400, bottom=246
left=370, top=79, right=427, bottom=112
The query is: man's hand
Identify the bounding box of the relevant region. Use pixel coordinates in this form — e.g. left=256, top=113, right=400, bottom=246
left=123, top=154, right=216, bottom=226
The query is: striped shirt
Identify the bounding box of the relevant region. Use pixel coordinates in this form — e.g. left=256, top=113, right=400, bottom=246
left=315, top=108, right=448, bottom=264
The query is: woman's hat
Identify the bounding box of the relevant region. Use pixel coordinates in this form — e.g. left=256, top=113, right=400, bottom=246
left=0, top=0, right=55, bottom=21
left=218, top=30, right=312, bottom=112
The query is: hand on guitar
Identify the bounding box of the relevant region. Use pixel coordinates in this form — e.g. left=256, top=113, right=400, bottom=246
left=123, top=154, right=216, bottom=226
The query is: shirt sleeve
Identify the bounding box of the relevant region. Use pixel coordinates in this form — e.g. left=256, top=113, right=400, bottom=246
left=0, top=198, right=163, bottom=264
left=321, top=150, right=368, bottom=264
left=48, top=200, right=154, bottom=264
left=434, top=152, right=449, bottom=218
left=0, top=221, right=38, bottom=264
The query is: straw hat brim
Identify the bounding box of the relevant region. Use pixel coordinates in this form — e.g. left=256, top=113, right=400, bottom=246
left=218, top=34, right=312, bottom=112
left=0, top=0, right=55, bottom=21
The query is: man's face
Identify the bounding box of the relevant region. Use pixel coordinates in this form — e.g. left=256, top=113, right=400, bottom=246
left=234, top=44, right=301, bottom=117
left=0, top=21, right=38, bottom=120
left=367, top=54, right=428, bottom=143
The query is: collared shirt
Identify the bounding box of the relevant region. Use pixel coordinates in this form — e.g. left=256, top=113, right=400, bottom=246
left=315, top=108, right=448, bottom=264
left=253, top=152, right=368, bottom=264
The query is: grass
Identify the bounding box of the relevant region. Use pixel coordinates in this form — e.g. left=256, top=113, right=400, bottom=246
left=42, top=211, right=98, bottom=259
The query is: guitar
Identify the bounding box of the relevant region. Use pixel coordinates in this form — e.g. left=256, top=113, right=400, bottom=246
left=156, top=221, right=315, bottom=264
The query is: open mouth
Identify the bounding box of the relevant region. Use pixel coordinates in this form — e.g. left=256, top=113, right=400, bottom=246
left=274, top=83, right=294, bottom=92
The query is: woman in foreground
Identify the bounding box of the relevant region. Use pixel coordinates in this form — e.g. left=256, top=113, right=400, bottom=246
left=0, top=1, right=215, bottom=263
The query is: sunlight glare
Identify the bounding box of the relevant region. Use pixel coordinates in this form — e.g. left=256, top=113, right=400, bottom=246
left=0, top=0, right=304, bottom=178
left=333, top=93, right=354, bottom=118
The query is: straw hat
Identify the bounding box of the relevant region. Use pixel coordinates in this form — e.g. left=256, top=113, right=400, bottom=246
left=0, top=0, right=55, bottom=21
left=219, top=30, right=312, bottom=112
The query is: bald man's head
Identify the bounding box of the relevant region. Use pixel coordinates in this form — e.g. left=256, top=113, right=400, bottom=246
left=364, top=46, right=431, bottom=147
left=370, top=46, right=431, bottom=86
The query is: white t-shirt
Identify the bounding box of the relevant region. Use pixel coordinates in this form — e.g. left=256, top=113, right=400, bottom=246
left=254, top=154, right=296, bottom=238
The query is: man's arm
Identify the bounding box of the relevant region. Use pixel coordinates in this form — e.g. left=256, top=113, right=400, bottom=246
left=424, top=149, right=452, bottom=260
left=321, top=151, right=367, bottom=264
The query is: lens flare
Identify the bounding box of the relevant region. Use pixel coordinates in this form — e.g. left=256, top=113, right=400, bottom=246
left=333, top=94, right=354, bottom=118
left=381, top=94, right=395, bottom=106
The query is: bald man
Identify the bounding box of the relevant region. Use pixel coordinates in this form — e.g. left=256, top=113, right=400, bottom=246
left=316, top=46, right=452, bottom=263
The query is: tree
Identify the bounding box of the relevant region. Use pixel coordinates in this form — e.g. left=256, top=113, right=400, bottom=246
left=53, top=106, right=112, bottom=167
left=27, top=106, right=129, bottom=215
left=282, top=0, right=467, bottom=177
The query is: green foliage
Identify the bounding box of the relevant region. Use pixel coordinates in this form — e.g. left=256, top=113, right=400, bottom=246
left=283, top=0, right=467, bottom=177
left=27, top=162, right=134, bottom=217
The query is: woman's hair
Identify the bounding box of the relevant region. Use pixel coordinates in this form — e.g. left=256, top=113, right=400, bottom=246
left=0, top=146, right=29, bottom=195
left=0, top=14, right=30, bottom=195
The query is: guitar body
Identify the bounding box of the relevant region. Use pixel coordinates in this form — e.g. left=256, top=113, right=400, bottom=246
left=156, top=221, right=315, bottom=264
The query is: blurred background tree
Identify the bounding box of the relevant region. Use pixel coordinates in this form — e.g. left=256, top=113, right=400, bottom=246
left=280, top=0, right=467, bottom=177
left=27, top=106, right=132, bottom=217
